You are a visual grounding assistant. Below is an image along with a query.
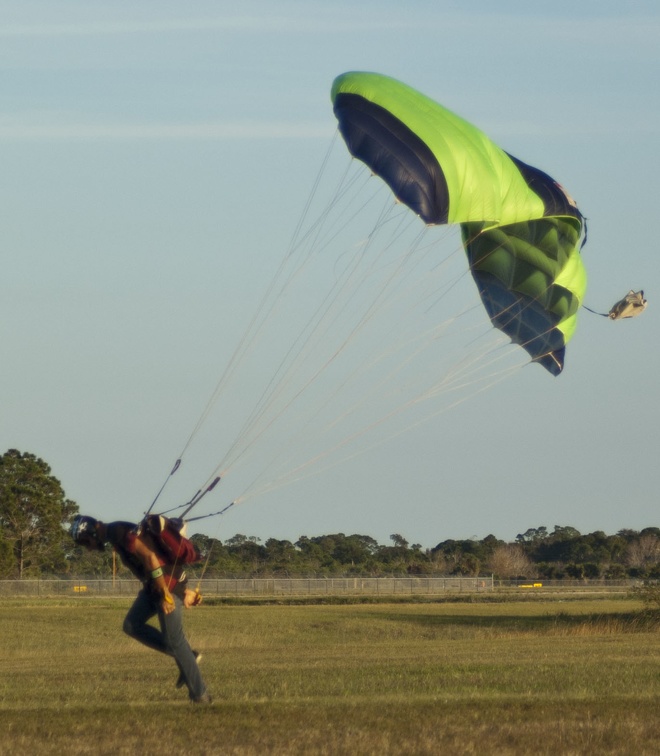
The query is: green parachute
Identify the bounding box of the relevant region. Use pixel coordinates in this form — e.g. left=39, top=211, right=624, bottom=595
left=332, top=71, right=588, bottom=376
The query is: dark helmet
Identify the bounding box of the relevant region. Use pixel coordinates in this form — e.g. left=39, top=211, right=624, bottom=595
left=70, top=515, right=104, bottom=550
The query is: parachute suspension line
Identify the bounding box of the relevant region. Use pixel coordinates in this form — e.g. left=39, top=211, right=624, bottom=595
left=251, top=313, right=475, bottom=486
left=423, top=260, right=477, bottom=316
left=294, top=165, right=381, bottom=259
left=186, top=500, right=238, bottom=593
left=302, top=213, right=424, bottom=359
left=231, top=271, right=526, bottom=509
left=214, top=171, right=461, bottom=511
left=342, top=226, right=497, bottom=391
left=295, top=315, right=458, bottom=439
left=188, top=227, right=537, bottom=519
left=148, top=137, right=360, bottom=517
left=152, top=157, right=382, bottom=518
left=186, top=229, right=523, bottom=521
left=176, top=205, right=318, bottom=450
left=280, top=224, right=522, bottom=494
left=208, top=172, right=391, bottom=482
left=188, top=196, right=426, bottom=503
left=287, top=131, right=339, bottom=254
left=243, top=209, right=421, bottom=431
left=238, top=341, right=525, bottom=506
left=205, top=186, right=412, bottom=472
left=419, top=226, right=489, bottom=319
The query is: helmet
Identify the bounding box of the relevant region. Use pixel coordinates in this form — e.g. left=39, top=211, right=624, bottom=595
left=70, top=515, right=104, bottom=550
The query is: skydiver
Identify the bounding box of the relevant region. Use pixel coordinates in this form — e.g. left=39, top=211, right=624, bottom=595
left=70, top=515, right=211, bottom=704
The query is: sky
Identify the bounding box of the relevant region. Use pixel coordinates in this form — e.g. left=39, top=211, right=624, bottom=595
left=2, top=0, right=659, bottom=549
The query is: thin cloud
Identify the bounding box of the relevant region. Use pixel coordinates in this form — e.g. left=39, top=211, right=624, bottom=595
left=2, top=11, right=657, bottom=42
left=0, top=114, right=332, bottom=141
left=0, top=108, right=653, bottom=143
left=0, top=17, right=274, bottom=37
left=0, top=12, right=411, bottom=38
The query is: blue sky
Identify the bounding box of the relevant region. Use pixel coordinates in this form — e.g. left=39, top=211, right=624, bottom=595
left=2, top=1, right=658, bottom=548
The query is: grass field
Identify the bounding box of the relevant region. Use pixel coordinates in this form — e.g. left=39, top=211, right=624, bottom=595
left=1, top=595, right=659, bottom=755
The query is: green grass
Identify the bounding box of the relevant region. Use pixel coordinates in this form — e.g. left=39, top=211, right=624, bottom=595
left=1, top=598, right=659, bottom=754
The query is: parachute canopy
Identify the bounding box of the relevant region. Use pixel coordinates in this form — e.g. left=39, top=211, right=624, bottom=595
left=331, top=71, right=587, bottom=376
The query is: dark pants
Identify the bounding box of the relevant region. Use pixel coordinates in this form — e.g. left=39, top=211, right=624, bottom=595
left=123, top=587, right=207, bottom=700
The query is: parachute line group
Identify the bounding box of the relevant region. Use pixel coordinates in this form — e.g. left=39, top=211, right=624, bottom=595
left=152, top=162, right=530, bottom=525
left=148, top=71, right=591, bottom=536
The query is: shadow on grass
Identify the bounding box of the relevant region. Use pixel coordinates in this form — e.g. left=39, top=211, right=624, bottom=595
left=366, top=608, right=660, bottom=636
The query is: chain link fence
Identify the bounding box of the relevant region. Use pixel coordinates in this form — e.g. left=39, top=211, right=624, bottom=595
left=0, top=576, right=640, bottom=598
left=0, top=576, right=494, bottom=597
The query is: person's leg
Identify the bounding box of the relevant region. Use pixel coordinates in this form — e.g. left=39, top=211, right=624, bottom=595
left=158, top=595, right=208, bottom=700
left=123, top=589, right=168, bottom=653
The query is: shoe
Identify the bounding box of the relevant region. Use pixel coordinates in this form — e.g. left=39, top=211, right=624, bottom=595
left=176, top=650, right=202, bottom=689
left=190, top=692, right=212, bottom=704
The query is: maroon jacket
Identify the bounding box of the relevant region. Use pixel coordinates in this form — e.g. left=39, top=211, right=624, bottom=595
left=106, top=521, right=189, bottom=598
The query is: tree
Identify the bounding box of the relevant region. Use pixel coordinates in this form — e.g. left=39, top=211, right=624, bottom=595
left=453, top=553, right=480, bottom=576
left=627, top=534, right=660, bottom=573
left=223, top=534, right=267, bottom=574
left=189, top=533, right=218, bottom=561
left=0, top=528, right=14, bottom=577
left=331, top=535, right=378, bottom=573
left=565, top=563, right=586, bottom=580
left=488, top=544, right=533, bottom=579
left=516, top=526, right=548, bottom=544
left=551, top=525, right=581, bottom=541
left=0, top=449, right=78, bottom=577
left=264, top=538, right=301, bottom=575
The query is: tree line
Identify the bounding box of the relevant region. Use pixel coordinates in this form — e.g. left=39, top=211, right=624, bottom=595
left=1, top=449, right=658, bottom=580
left=182, top=526, right=660, bottom=580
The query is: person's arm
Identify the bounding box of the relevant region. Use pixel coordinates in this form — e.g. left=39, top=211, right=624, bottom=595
left=132, top=535, right=175, bottom=614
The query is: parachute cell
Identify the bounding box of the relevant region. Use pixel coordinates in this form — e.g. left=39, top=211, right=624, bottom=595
left=331, top=71, right=587, bottom=375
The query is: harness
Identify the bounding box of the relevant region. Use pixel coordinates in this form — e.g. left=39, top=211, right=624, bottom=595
left=107, top=519, right=201, bottom=594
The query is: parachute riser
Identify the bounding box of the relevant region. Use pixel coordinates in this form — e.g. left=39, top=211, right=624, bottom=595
left=185, top=500, right=237, bottom=523
left=179, top=476, right=222, bottom=520
left=144, top=458, right=182, bottom=519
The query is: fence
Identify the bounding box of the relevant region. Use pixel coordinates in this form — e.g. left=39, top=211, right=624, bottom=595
left=0, top=576, right=494, bottom=598
left=0, top=576, right=641, bottom=598
left=497, top=578, right=639, bottom=594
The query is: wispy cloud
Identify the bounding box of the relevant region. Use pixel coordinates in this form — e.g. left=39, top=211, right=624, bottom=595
left=0, top=12, right=410, bottom=38
left=1, top=113, right=653, bottom=145
left=1, top=5, right=659, bottom=43
left=485, top=118, right=654, bottom=140
left=4, top=11, right=658, bottom=41
left=0, top=17, right=273, bottom=37
left=0, top=114, right=332, bottom=140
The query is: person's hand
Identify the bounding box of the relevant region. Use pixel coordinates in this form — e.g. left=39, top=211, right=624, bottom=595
left=161, top=592, right=175, bottom=614
left=183, top=588, right=202, bottom=608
